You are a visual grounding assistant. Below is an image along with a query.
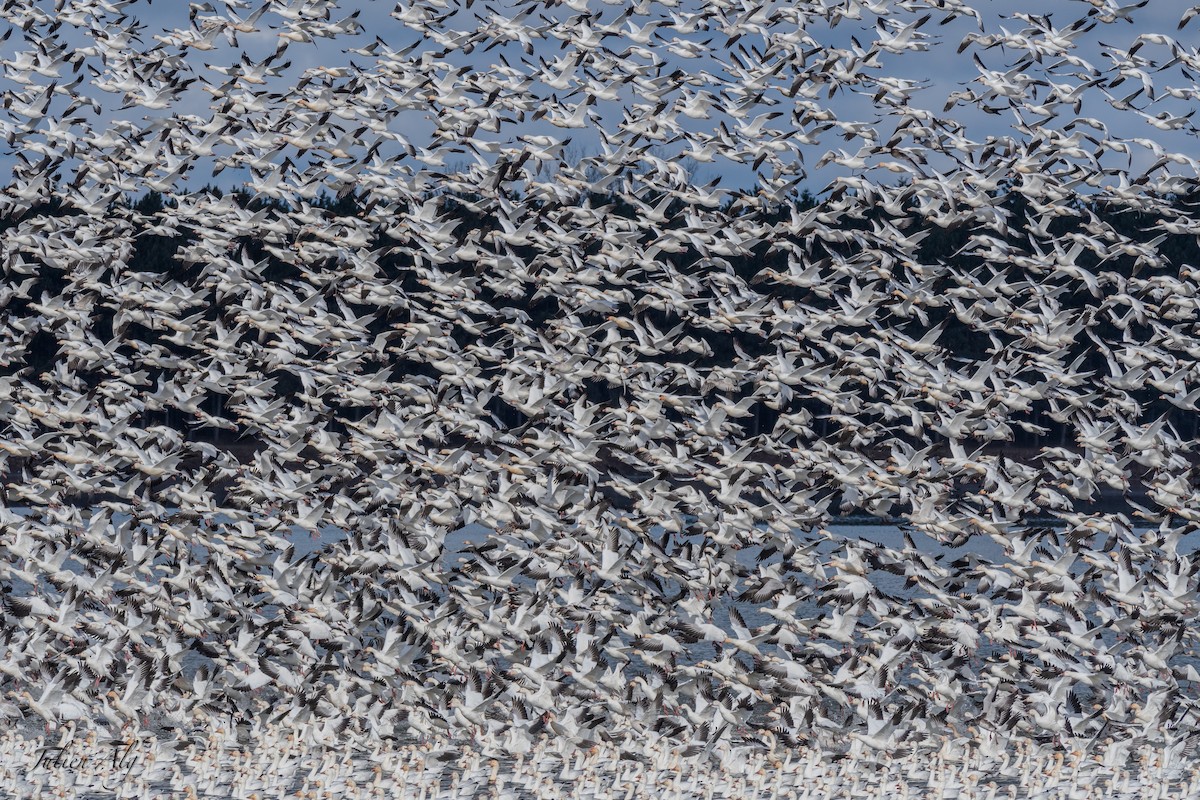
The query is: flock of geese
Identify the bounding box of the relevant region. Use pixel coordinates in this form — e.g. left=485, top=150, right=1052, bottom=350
left=8, top=722, right=1200, bottom=799
left=5, top=0, right=1200, bottom=796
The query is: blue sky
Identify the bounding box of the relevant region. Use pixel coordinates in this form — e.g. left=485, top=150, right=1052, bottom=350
left=2, top=0, right=1198, bottom=202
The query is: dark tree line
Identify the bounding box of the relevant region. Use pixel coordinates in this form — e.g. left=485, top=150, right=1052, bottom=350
left=4, top=179, right=1200, bottom=469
